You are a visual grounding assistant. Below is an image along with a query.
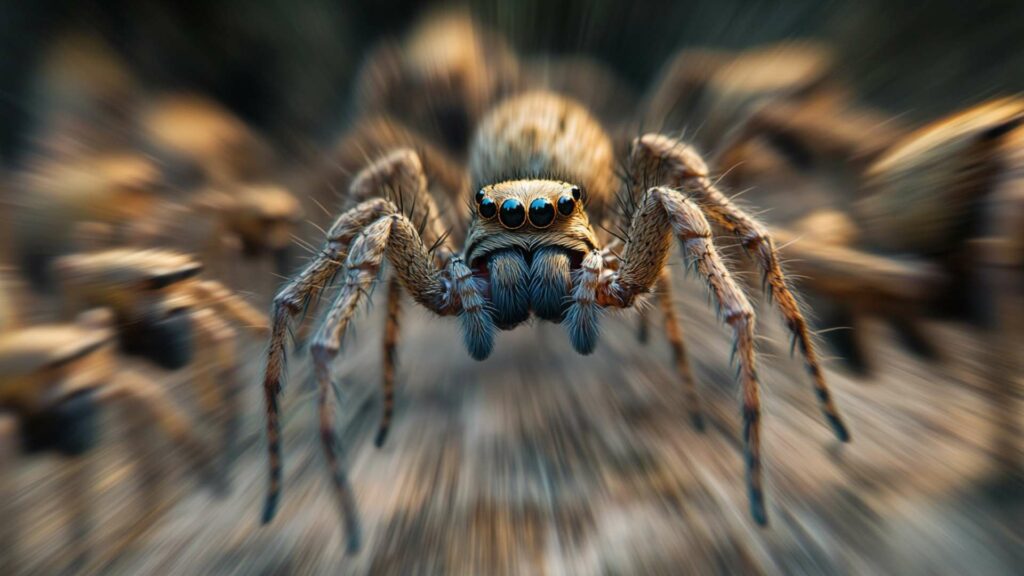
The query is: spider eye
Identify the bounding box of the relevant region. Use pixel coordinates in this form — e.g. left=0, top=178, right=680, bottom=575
left=475, top=189, right=486, bottom=204
left=528, top=198, right=555, bottom=228
left=570, top=186, right=582, bottom=201
left=479, top=196, right=497, bottom=219
left=498, top=198, right=526, bottom=229
left=557, top=195, right=576, bottom=216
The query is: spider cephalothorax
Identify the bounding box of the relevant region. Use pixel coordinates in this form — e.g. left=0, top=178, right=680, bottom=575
left=260, top=86, right=850, bottom=553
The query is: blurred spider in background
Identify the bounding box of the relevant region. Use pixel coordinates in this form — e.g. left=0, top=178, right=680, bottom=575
left=0, top=308, right=220, bottom=573
left=55, top=248, right=270, bottom=480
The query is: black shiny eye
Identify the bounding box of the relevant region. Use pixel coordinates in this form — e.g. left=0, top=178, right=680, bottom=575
left=557, top=195, right=576, bottom=216
left=498, top=198, right=526, bottom=229
left=475, top=189, right=486, bottom=204
left=479, top=197, right=497, bottom=219
left=570, top=186, right=582, bottom=201
left=528, top=198, right=555, bottom=228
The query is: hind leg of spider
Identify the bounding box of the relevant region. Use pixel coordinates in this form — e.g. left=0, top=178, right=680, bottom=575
left=600, top=187, right=765, bottom=524
left=376, top=275, right=402, bottom=447
left=655, top=269, right=705, bottom=431
left=630, top=133, right=849, bottom=443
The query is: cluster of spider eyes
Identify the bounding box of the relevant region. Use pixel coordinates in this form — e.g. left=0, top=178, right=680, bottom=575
left=475, top=186, right=582, bottom=229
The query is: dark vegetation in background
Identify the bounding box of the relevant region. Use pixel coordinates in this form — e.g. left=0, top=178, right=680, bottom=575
left=1, top=0, right=1022, bottom=165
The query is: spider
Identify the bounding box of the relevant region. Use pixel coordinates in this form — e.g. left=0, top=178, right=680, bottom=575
left=260, top=89, right=851, bottom=551
left=139, top=92, right=276, bottom=189
left=12, top=150, right=165, bottom=290
left=717, top=97, right=1024, bottom=376
left=55, top=248, right=270, bottom=480
left=0, top=308, right=219, bottom=571
left=189, top=182, right=304, bottom=277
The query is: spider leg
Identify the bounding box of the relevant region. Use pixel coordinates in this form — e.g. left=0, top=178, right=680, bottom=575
left=261, top=197, right=396, bottom=522
left=631, top=133, right=850, bottom=442
left=191, top=307, right=241, bottom=484
left=655, top=269, right=705, bottom=431
left=565, top=249, right=604, bottom=354
left=602, top=187, right=764, bottom=524
left=326, top=117, right=470, bottom=227
left=309, top=211, right=457, bottom=552
left=189, top=279, right=269, bottom=336
left=261, top=148, right=463, bottom=524
left=316, top=363, right=362, bottom=554
left=376, top=275, right=402, bottom=447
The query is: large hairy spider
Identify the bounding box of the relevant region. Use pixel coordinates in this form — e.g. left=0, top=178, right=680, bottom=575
left=260, top=89, right=851, bottom=551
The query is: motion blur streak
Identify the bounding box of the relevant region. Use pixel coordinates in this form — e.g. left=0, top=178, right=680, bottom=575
left=0, top=1, right=1020, bottom=574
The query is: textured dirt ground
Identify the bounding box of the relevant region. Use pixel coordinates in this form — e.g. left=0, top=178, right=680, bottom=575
left=6, top=256, right=1020, bottom=575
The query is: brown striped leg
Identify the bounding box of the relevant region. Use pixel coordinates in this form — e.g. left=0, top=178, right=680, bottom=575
left=376, top=275, right=402, bottom=447
left=315, top=363, right=362, bottom=554
left=309, top=211, right=454, bottom=552
left=261, top=196, right=395, bottom=523
left=630, top=133, right=849, bottom=443
left=656, top=270, right=705, bottom=431
left=262, top=148, right=460, bottom=524
left=603, top=187, right=764, bottom=524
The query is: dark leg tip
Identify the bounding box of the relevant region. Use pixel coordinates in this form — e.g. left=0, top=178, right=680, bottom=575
left=374, top=428, right=389, bottom=448
left=829, top=415, right=851, bottom=443
left=261, top=494, right=280, bottom=525
left=466, top=341, right=494, bottom=361
left=750, top=494, right=768, bottom=526
left=691, top=412, right=706, bottom=432
left=345, top=530, right=362, bottom=555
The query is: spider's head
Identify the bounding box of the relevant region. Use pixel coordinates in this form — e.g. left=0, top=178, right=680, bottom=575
left=463, top=179, right=599, bottom=328
left=464, top=179, right=597, bottom=265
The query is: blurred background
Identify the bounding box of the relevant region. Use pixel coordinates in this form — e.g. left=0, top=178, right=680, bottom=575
left=0, top=1, right=1021, bottom=574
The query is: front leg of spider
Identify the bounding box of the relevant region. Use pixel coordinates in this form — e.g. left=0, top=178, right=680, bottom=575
left=261, top=149, right=491, bottom=554
left=630, top=134, right=850, bottom=443
left=599, top=186, right=766, bottom=524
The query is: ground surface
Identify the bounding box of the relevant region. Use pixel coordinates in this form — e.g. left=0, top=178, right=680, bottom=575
left=5, top=258, right=1022, bottom=575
